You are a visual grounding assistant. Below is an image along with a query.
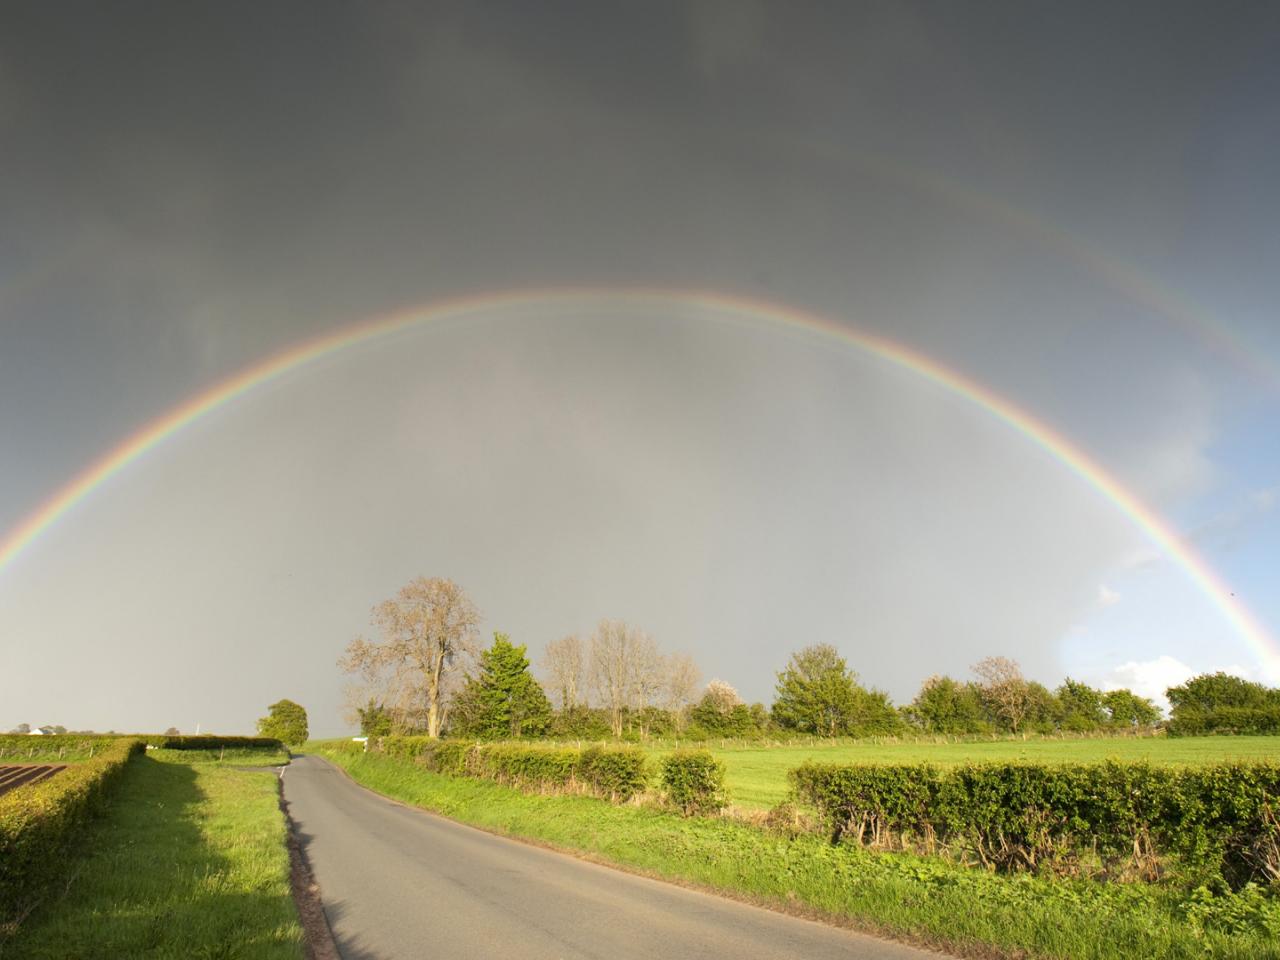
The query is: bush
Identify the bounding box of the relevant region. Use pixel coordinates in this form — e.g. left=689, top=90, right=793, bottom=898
left=790, top=760, right=1280, bottom=887
left=0, top=737, right=145, bottom=935
left=578, top=745, right=649, bottom=802
left=661, top=750, right=727, bottom=816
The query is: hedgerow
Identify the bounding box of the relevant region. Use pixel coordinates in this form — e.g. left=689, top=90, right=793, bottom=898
left=661, top=750, right=727, bottom=816
left=1168, top=707, right=1280, bottom=737
left=790, top=760, right=1280, bottom=887
left=363, top=737, right=650, bottom=802
left=0, top=737, right=145, bottom=936
left=141, top=735, right=285, bottom=751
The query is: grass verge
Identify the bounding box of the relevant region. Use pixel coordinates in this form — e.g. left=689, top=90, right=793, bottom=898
left=314, top=745, right=1280, bottom=960
left=4, top=753, right=304, bottom=960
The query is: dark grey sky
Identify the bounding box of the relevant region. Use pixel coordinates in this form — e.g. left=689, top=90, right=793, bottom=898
left=3, top=2, right=1279, bottom=734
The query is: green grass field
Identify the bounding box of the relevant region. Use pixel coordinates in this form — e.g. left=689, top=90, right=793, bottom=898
left=314, top=744, right=1280, bottom=960
left=6, top=752, right=304, bottom=959
left=642, top=735, right=1280, bottom=809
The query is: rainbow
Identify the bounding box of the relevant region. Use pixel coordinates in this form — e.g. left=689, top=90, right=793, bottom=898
left=2, top=288, right=1276, bottom=674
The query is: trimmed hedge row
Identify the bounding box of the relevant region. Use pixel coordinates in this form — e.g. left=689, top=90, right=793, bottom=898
left=140, top=735, right=285, bottom=751
left=0, top=737, right=145, bottom=935
left=790, top=760, right=1280, bottom=887
left=364, top=737, right=650, bottom=802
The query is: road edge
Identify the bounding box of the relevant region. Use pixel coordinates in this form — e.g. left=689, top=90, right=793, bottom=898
left=276, top=768, right=342, bottom=960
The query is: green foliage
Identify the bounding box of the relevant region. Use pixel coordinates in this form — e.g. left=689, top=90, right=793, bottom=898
left=689, top=689, right=764, bottom=738
left=147, top=734, right=285, bottom=751
left=1103, top=689, right=1163, bottom=728
left=548, top=706, right=613, bottom=739
left=578, top=746, right=650, bottom=801
left=661, top=750, right=728, bottom=816
left=1056, top=678, right=1107, bottom=731
left=903, top=677, right=992, bottom=734
left=1168, top=673, right=1280, bottom=736
left=357, top=700, right=395, bottom=737
left=364, top=736, right=649, bottom=802
left=790, top=759, right=1280, bottom=888
left=772, top=644, right=903, bottom=736
left=450, top=634, right=553, bottom=739
left=256, top=699, right=308, bottom=747
left=0, top=738, right=145, bottom=936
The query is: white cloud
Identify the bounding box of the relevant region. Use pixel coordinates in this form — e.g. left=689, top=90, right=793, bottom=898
left=1099, top=655, right=1255, bottom=709
left=1097, top=584, right=1121, bottom=607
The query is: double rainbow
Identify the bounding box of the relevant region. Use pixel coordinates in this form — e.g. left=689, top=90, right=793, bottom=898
left=1, top=289, right=1274, bottom=673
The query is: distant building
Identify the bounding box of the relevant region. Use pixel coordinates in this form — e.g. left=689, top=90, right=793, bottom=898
left=29, top=726, right=56, bottom=736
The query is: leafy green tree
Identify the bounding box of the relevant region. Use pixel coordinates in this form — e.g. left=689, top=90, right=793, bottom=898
left=904, top=676, right=991, bottom=734
left=1167, top=672, right=1275, bottom=712
left=1055, top=678, right=1106, bottom=731
left=454, top=634, right=553, bottom=739
left=1102, top=688, right=1161, bottom=727
left=257, top=699, right=308, bottom=746
left=357, top=700, right=394, bottom=736
left=771, top=644, right=900, bottom=736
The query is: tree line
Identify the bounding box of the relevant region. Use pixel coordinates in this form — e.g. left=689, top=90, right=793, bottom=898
left=341, top=576, right=1275, bottom=741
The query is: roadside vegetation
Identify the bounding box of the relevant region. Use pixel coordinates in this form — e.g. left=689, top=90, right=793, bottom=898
left=315, top=741, right=1280, bottom=960
left=1, top=726, right=299, bottom=956
left=6, top=750, right=303, bottom=959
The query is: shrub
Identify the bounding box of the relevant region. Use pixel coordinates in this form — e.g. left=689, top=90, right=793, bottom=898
left=791, top=760, right=1280, bottom=887
left=0, top=738, right=144, bottom=935
left=661, top=750, right=727, bottom=816
left=578, top=745, right=649, bottom=801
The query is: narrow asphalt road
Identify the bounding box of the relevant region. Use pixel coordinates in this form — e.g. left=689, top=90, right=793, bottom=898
left=282, top=754, right=945, bottom=960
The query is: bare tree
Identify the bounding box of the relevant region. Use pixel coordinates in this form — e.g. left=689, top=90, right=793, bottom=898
left=590, top=619, right=656, bottom=737
left=972, top=656, right=1031, bottom=733
left=543, top=634, right=586, bottom=711
left=663, top=653, right=702, bottom=731
left=339, top=576, right=481, bottom=739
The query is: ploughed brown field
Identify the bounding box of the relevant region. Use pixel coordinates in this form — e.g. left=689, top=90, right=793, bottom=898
left=0, top=764, right=66, bottom=797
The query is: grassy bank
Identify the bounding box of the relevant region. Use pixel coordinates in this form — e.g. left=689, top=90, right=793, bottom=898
left=5, top=753, right=303, bottom=959
left=637, top=735, right=1280, bottom=810
left=313, top=744, right=1280, bottom=960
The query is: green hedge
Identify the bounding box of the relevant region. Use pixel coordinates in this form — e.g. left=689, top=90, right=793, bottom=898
left=141, top=735, right=285, bottom=751
left=364, top=737, right=650, bottom=802
left=1168, top=707, right=1280, bottom=737
left=790, top=760, right=1280, bottom=887
left=661, top=750, right=728, bottom=816
left=0, top=737, right=145, bottom=935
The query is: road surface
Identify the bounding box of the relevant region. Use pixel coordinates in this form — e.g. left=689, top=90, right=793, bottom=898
left=283, top=754, right=945, bottom=960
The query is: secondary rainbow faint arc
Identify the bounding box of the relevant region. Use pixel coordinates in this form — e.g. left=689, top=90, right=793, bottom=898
left=1, top=287, right=1275, bottom=671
